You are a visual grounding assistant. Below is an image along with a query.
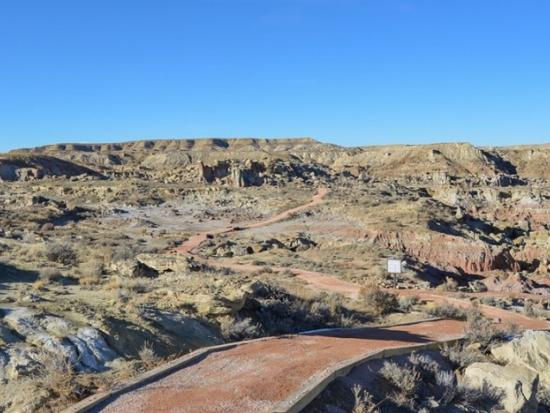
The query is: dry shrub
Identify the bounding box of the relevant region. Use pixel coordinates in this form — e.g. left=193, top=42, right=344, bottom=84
left=138, top=342, right=160, bottom=371
left=464, top=305, right=497, bottom=347
left=398, top=295, right=419, bottom=312
left=358, top=282, right=398, bottom=317
left=112, top=246, right=135, bottom=262
left=13, top=285, right=28, bottom=304
left=426, top=303, right=467, bottom=320
left=78, top=258, right=104, bottom=286
left=113, top=360, right=141, bottom=382
left=126, top=278, right=151, bottom=294
left=41, top=222, right=55, bottom=232
left=379, top=360, right=420, bottom=407
left=436, top=276, right=459, bottom=292
left=524, top=299, right=537, bottom=317
left=457, top=382, right=503, bottom=410
left=352, top=384, right=380, bottom=413
left=102, top=276, right=123, bottom=291
left=39, top=268, right=63, bottom=282
left=220, top=317, right=261, bottom=341
left=33, top=350, right=79, bottom=404
left=32, top=279, right=48, bottom=291
left=435, top=370, right=458, bottom=405
left=45, top=243, right=78, bottom=266
left=441, top=342, right=486, bottom=369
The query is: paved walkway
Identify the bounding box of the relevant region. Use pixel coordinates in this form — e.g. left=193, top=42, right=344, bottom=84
left=91, top=320, right=464, bottom=413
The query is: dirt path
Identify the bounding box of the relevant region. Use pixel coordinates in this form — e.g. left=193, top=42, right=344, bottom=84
left=174, top=187, right=329, bottom=255
left=211, top=260, right=550, bottom=330
left=87, top=186, right=549, bottom=412
left=91, top=320, right=465, bottom=413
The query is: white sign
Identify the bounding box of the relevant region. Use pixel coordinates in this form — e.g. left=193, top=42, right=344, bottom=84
left=387, top=259, right=402, bottom=274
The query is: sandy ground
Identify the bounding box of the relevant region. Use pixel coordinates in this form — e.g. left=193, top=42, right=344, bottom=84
left=87, top=187, right=550, bottom=412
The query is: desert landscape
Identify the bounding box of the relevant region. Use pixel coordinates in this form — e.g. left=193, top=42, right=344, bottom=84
left=0, top=138, right=549, bottom=412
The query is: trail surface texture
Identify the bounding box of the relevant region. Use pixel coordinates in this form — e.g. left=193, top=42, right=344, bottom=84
left=90, top=320, right=464, bottom=413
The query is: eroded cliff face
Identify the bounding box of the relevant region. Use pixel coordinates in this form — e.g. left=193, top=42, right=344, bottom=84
left=10, top=139, right=535, bottom=183
left=0, top=155, right=103, bottom=182
left=366, top=230, right=520, bottom=274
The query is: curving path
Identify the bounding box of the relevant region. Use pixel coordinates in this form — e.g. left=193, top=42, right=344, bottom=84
left=81, top=186, right=550, bottom=413
left=174, top=187, right=329, bottom=255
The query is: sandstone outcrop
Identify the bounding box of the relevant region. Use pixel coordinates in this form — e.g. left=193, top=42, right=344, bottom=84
left=482, top=273, right=550, bottom=295
left=491, top=330, right=550, bottom=387
left=1, top=308, right=118, bottom=375
left=462, top=362, right=538, bottom=413
left=110, top=258, right=159, bottom=278
left=135, top=253, right=199, bottom=274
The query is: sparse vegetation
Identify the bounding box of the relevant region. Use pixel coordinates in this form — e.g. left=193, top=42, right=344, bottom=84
left=138, top=342, right=160, bottom=371
left=44, top=243, right=78, bottom=266
left=39, top=267, right=63, bottom=282
left=426, top=303, right=467, bottom=320
left=239, top=281, right=371, bottom=335
left=441, top=342, right=486, bottom=369
left=352, top=385, right=380, bottom=413
left=436, top=276, right=459, bottom=292
left=220, top=317, right=261, bottom=341
left=464, top=306, right=498, bottom=347
left=358, top=282, right=398, bottom=317
left=79, top=258, right=104, bottom=278
left=398, top=295, right=419, bottom=312
left=379, top=360, right=420, bottom=407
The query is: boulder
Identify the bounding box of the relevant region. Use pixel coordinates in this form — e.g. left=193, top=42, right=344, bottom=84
left=287, top=234, right=317, bottom=252
left=136, top=253, right=192, bottom=274
left=140, top=309, right=222, bottom=349
left=483, top=273, right=550, bottom=295
left=462, top=362, right=538, bottom=413
left=3, top=308, right=117, bottom=373
left=4, top=346, right=42, bottom=380
left=491, top=330, right=550, bottom=387
left=67, top=328, right=118, bottom=371
left=211, top=241, right=252, bottom=257
left=179, top=283, right=253, bottom=317
left=258, top=238, right=286, bottom=252
left=110, top=258, right=158, bottom=278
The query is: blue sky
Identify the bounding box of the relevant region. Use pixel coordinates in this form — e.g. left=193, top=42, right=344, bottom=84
left=1, top=0, right=549, bottom=152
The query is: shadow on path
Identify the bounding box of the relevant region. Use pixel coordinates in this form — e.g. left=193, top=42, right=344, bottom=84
left=306, top=325, right=433, bottom=344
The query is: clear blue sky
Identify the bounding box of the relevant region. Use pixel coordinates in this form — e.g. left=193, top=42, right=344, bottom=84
left=1, top=0, right=549, bottom=152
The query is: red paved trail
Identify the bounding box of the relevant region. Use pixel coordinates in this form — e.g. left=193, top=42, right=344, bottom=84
left=78, top=186, right=550, bottom=413
left=91, top=320, right=465, bottom=413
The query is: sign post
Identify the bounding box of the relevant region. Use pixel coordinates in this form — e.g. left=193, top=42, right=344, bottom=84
left=387, top=258, right=402, bottom=288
